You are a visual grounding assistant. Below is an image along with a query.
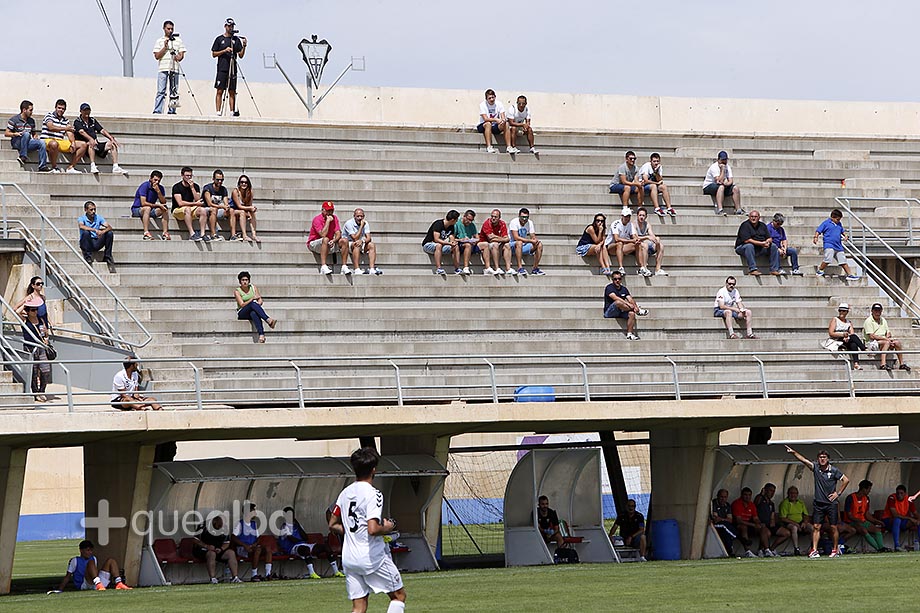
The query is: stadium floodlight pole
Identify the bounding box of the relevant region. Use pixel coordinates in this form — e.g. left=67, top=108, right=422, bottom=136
left=121, top=0, right=134, bottom=76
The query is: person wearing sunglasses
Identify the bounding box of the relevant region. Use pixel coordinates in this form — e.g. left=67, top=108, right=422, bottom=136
left=15, top=275, right=52, bottom=331
left=713, top=276, right=756, bottom=339
left=576, top=212, right=612, bottom=275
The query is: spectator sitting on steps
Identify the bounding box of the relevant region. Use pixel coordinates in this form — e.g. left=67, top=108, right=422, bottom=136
left=735, top=210, right=779, bottom=276
left=603, top=269, right=649, bottom=341
left=343, top=208, right=383, bottom=275
left=309, top=201, right=348, bottom=275
left=478, top=208, right=513, bottom=276
left=609, top=151, right=644, bottom=209
left=133, top=170, right=171, bottom=240
left=576, top=212, right=612, bottom=275
left=477, top=89, right=516, bottom=154
left=171, top=166, right=209, bottom=242
left=40, top=98, right=88, bottom=174
left=713, top=276, right=756, bottom=339
left=73, top=102, right=126, bottom=175
left=77, top=201, right=115, bottom=266
left=234, top=271, right=277, bottom=343
left=702, top=150, right=743, bottom=216
left=638, top=152, right=675, bottom=217
left=111, top=356, right=162, bottom=410
left=423, top=209, right=461, bottom=275
left=230, top=174, right=260, bottom=243
left=766, top=213, right=802, bottom=275
left=506, top=95, right=537, bottom=154
left=202, top=169, right=231, bottom=242
left=864, top=302, right=910, bottom=372
left=827, top=302, right=865, bottom=370
left=5, top=99, right=50, bottom=171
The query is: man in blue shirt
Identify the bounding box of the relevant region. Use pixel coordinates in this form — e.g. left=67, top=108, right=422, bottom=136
left=54, top=539, right=131, bottom=591
left=132, top=170, right=170, bottom=240
left=77, top=200, right=115, bottom=265
left=767, top=213, right=802, bottom=275
left=813, top=208, right=858, bottom=280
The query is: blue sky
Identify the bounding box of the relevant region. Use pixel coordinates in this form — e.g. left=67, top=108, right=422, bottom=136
left=3, top=0, right=912, bottom=102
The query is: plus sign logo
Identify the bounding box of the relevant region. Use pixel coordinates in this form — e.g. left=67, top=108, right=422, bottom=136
left=81, top=499, right=127, bottom=546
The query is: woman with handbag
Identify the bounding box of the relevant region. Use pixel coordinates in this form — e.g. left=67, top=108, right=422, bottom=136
left=22, top=297, right=52, bottom=402
left=15, top=276, right=52, bottom=331
left=827, top=302, right=865, bottom=370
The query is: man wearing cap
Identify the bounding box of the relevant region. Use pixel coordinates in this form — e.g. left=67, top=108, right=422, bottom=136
left=609, top=206, right=645, bottom=275
left=609, top=151, right=644, bottom=208
left=77, top=201, right=114, bottom=265
left=153, top=20, right=186, bottom=114
left=786, top=446, right=849, bottom=558
left=603, top=269, right=648, bottom=341
left=703, top=151, right=743, bottom=216
left=5, top=100, right=50, bottom=171
left=734, top=210, right=779, bottom=276
left=212, top=18, right=246, bottom=116
left=73, top=103, right=126, bottom=176
left=54, top=539, right=131, bottom=591
left=766, top=213, right=802, bottom=275
left=308, top=201, right=348, bottom=275
left=864, top=303, right=910, bottom=372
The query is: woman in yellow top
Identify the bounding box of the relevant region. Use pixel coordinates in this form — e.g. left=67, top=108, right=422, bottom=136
left=234, top=271, right=276, bottom=343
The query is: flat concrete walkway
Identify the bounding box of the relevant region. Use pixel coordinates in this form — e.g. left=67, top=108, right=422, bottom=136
left=1, top=395, right=918, bottom=447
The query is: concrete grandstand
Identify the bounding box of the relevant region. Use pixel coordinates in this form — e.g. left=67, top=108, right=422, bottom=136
left=2, top=71, right=920, bottom=592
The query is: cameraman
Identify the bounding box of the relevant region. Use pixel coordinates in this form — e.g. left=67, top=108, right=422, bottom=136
left=211, top=18, right=247, bottom=116
left=152, top=20, right=186, bottom=115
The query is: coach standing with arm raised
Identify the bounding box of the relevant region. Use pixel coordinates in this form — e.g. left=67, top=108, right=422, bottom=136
left=212, top=18, right=246, bottom=116
left=786, top=446, right=849, bottom=558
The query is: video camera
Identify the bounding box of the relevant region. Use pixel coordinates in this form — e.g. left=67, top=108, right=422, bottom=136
left=168, top=33, right=179, bottom=41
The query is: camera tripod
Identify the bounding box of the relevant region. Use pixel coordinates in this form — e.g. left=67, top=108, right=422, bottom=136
left=170, top=43, right=203, bottom=116
left=219, top=37, right=262, bottom=118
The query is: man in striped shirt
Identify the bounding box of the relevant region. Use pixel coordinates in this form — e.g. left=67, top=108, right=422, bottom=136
left=40, top=99, right=87, bottom=174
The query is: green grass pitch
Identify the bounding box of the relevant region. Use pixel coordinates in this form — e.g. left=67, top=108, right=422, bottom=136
left=6, top=539, right=920, bottom=612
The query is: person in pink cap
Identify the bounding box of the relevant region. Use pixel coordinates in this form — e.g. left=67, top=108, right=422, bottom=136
left=22, top=296, right=52, bottom=402
left=308, top=201, right=349, bottom=275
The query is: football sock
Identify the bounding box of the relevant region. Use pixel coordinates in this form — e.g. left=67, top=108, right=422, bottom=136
left=93, top=577, right=101, bottom=585
left=330, top=561, right=340, bottom=573
left=264, top=563, right=272, bottom=576
left=114, top=576, right=123, bottom=584
left=306, top=563, right=316, bottom=575
left=251, top=568, right=258, bottom=577
left=387, top=601, right=406, bottom=613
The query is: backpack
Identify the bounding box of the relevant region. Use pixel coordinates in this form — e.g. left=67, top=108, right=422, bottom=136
left=553, top=547, right=579, bottom=564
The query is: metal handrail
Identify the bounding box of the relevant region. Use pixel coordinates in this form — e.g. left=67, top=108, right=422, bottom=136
left=0, top=183, right=152, bottom=350
left=0, top=349, right=915, bottom=413
left=835, top=197, right=920, bottom=321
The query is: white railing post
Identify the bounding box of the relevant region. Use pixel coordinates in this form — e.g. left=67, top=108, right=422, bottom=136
left=666, top=356, right=681, bottom=400
left=188, top=362, right=202, bottom=409
left=61, top=363, right=73, bottom=412
left=752, top=356, right=768, bottom=398
left=388, top=360, right=403, bottom=406
left=0, top=184, right=6, bottom=239
left=842, top=357, right=855, bottom=398
left=482, top=358, right=498, bottom=403
left=907, top=198, right=914, bottom=247
left=289, top=360, right=304, bottom=409
left=575, top=357, right=590, bottom=401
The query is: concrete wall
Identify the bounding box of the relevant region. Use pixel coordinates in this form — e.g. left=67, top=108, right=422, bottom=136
left=4, top=70, right=920, bottom=137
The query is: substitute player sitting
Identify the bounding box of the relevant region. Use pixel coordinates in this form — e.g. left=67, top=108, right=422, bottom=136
left=54, top=539, right=131, bottom=592
left=330, top=447, right=407, bottom=613
left=536, top=495, right=565, bottom=549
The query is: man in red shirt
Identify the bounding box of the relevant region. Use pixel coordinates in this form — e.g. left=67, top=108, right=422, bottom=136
left=308, top=201, right=349, bottom=275
left=879, top=484, right=920, bottom=551
left=477, top=208, right=513, bottom=276
left=731, top=487, right=769, bottom=558
left=844, top=479, right=886, bottom=552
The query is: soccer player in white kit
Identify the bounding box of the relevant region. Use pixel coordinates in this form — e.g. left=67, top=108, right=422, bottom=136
left=330, top=447, right=407, bottom=613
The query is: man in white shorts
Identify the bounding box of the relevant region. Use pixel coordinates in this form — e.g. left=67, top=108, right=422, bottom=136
left=330, top=447, right=407, bottom=613
left=343, top=208, right=383, bottom=275
left=309, top=201, right=349, bottom=275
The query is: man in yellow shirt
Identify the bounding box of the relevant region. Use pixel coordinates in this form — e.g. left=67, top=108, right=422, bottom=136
left=864, top=303, right=910, bottom=372
left=778, top=486, right=813, bottom=556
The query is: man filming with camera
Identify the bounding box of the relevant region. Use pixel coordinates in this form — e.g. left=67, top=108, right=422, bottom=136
left=212, top=18, right=247, bottom=117
left=152, top=20, right=186, bottom=115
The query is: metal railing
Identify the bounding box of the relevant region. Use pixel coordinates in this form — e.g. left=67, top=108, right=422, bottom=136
left=835, top=197, right=920, bottom=323
left=0, top=183, right=152, bottom=350
left=1, top=349, right=918, bottom=413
